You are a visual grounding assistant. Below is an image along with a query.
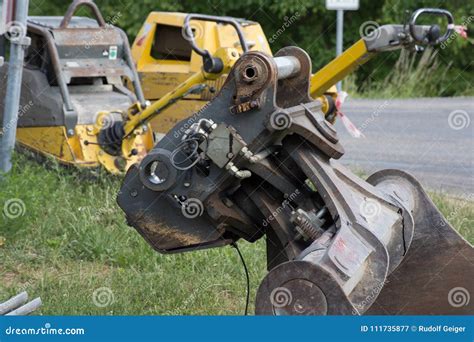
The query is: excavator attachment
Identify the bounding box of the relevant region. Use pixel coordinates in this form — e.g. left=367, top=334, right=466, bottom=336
left=117, top=14, right=473, bottom=314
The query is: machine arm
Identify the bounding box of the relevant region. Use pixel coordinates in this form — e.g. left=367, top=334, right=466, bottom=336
left=310, top=8, right=455, bottom=98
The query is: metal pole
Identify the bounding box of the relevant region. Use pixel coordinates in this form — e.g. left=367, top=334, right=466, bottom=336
left=0, top=291, right=28, bottom=315
left=0, top=35, right=6, bottom=64
left=5, top=297, right=42, bottom=316
left=0, top=0, right=30, bottom=176
left=336, top=9, right=344, bottom=92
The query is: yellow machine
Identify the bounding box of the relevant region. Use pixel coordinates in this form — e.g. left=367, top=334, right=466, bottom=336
left=0, top=0, right=155, bottom=174
left=1, top=1, right=456, bottom=176
left=0, top=3, right=335, bottom=175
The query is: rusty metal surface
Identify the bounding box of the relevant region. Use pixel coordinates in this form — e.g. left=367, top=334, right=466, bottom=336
left=1, top=1, right=145, bottom=129
left=59, top=0, right=106, bottom=29
left=28, top=16, right=100, bottom=29
left=27, top=22, right=77, bottom=131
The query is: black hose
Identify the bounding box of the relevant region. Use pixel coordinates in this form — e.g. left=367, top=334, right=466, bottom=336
left=231, top=242, right=250, bottom=316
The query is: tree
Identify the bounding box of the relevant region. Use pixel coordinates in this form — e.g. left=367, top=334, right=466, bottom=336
left=29, top=0, right=473, bottom=96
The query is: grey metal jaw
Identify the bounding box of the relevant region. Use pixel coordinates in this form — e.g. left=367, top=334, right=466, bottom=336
left=365, top=169, right=474, bottom=315
left=256, top=165, right=474, bottom=315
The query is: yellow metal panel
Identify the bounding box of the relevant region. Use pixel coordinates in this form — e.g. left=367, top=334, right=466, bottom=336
left=140, top=72, right=195, bottom=100
left=131, top=12, right=272, bottom=102
left=310, top=39, right=373, bottom=98
left=16, top=123, right=154, bottom=174
left=16, top=126, right=97, bottom=167
left=125, top=47, right=239, bottom=135
left=149, top=99, right=208, bottom=134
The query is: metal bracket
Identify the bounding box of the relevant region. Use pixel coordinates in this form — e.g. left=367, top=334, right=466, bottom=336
left=10, top=36, right=31, bottom=47
left=63, top=105, right=78, bottom=136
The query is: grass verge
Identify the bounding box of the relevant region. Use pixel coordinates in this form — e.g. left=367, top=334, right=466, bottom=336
left=0, top=154, right=472, bottom=315
left=344, top=48, right=473, bottom=98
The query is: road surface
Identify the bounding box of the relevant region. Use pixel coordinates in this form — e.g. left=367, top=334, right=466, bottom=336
left=335, top=97, right=473, bottom=198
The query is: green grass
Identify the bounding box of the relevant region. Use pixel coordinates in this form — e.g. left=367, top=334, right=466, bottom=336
left=0, top=154, right=266, bottom=315
left=344, top=48, right=474, bottom=98
left=0, top=154, right=473, bottom=315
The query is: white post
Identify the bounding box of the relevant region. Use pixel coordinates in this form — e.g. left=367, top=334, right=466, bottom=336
left=326, top=0, right=359, bottom=92
left=336, top=9, right=344, bottom=92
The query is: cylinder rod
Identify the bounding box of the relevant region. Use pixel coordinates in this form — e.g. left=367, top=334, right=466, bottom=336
left=274, top=56, right=301, bottom=80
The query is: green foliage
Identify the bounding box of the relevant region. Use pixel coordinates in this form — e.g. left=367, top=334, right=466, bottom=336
left=28, top=0, right=473, bottom=96
left=347, top=48, right=454, bottom=98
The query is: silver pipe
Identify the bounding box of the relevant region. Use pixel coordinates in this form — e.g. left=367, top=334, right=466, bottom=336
left=336, top=10, right=344, bottom=91
left=0, top=0, right=30, bottom=175
left=6, top=298, right=42, bottom=316
left=249, top=146, right=277, bottom=163
left=0, top=292, right=28, bottom=315
left=274, top=56, right=301, bottom=80
left=118, top=29, right=146, bottom=106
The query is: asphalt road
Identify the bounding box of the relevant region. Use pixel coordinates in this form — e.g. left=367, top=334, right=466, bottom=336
left=335, top=97, right=473, bottom=198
